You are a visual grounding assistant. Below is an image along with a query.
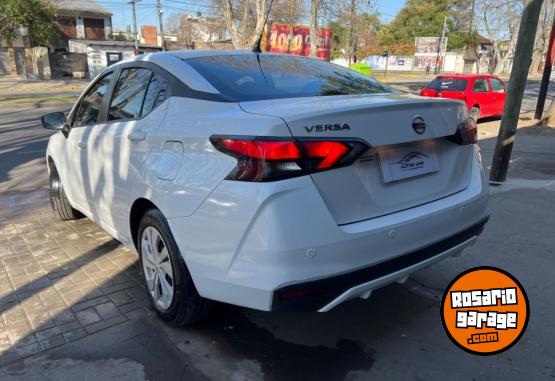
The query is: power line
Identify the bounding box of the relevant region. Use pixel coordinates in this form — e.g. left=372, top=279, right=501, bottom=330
left=166, top=0, right=219, bottom=9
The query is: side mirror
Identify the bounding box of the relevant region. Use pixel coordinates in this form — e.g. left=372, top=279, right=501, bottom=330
left=41, top=112, right=67, bottom=131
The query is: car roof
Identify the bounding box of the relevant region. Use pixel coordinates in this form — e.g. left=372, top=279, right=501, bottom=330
left=109, top=50, right=332, bottom=96
left=130, top=49, right=311, bottom=61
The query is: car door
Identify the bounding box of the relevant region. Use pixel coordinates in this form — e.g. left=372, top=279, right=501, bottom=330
left=87, top=65, right=170, bottom=237
left=470, top=77, right=492, bottom=117
left=488, top=77, right=506, bottom=116
left=62, top=71, right=115, bottom=214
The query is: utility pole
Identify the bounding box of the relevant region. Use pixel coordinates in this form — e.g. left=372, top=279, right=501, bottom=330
left=435, top=15, right=447, bottom=74
left=534, top=16, right=555, bottom=120
left=489, top=0, right=545, bottom=183
left=157, top=0, right=166, bottom=51
left=128, top=0, right=141, bottom=54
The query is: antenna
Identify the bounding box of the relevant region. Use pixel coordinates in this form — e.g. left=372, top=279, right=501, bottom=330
left=252, top=0, right=275, bottom=53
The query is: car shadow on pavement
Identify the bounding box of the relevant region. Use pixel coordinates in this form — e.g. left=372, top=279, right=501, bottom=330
left=0, top=201, right=440, bottom=380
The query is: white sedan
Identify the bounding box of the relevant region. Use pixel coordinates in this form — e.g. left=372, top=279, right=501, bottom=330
left=42, top=51, right=489, bottom=325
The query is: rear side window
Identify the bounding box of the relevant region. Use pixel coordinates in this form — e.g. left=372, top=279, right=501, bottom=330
left=490, top=78, right=505, bottom=92
left=74, top=72, right=113, bottom=126
left=185, top=54, right=392, bottom=102
left=108, top=68, right=152, bottom=121
left=426, top=78, right=468, bottom=91
left=472, top=79, right=489, bottom=92
left=142, top=73, right=169, bottom=116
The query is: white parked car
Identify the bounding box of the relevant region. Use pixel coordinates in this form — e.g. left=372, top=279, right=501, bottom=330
left=43, top=51, right=488, bottom=325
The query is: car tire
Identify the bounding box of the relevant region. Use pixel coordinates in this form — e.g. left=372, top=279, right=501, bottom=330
left=49, top=165, right=83, bottom=221
left=138, top=208, right=211, bottom=326
left=469, top=106, right=480, bottom=121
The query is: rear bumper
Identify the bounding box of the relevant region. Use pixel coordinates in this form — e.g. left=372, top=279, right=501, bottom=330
left=271, top=216, right=488, bottom=312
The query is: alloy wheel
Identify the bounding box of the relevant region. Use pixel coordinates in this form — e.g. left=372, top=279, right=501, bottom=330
left=141, top=226, right=175, bottom=310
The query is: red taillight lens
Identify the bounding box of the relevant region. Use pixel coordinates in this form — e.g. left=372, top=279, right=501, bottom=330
left=449, top=118, right=477, bottom=145
left=213, top=139, right=301, bottom=160
left=210, top=136, right=367, bottom=182
left=302, top=141, right=350, bottom=170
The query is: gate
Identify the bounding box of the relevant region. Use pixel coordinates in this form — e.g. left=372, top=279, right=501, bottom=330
left=49, top=52, right=88, bottom=78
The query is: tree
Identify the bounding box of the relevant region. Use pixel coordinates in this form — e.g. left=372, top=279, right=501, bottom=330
left=530, top=0, right=554, bottom=74
left=214, top=0, right=272, bottom=50
left=271, top=0, right=303, bottom=24
left=328, top=10, right=382, bottom=59
left=378, top=0, right=476, bottom=52
left=310, top=0, right=319, bottom=57
left=475, top=0, right=526, bottom=73
left=323, top=0, right=378, bottom=63
left=0, top=0, right=58, bottom=46
left=167, top=12, right=227, bottom=49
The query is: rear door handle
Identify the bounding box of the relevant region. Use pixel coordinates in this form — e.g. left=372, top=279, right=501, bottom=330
left=128, top=130, right=146, bottom=141
left=78, top=142, right=87, bottom=149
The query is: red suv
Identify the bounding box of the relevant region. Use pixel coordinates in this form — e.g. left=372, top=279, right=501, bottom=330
left=420, top=74, right=506, bottom=120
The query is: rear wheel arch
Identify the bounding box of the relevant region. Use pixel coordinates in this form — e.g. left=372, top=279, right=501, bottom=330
left=129, top=198, right=159, bottom=250
left=47, top=156, right=55, bottom=172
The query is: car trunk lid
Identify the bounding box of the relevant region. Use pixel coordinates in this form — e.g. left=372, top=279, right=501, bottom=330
left=240, top=94, right=473, bottom=225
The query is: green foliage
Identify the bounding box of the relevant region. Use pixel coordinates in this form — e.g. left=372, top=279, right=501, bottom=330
left=328, top=12, right=382, bottom=59
left=112, top=33, right=132, bottom=42
left=0, top=0, right=58, bottom=46
left=378, top=0, right=475, bottom=51
left=328, top=21, right=347, bottom=59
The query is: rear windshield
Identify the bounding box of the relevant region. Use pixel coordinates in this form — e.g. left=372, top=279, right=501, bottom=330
left=426, top=78, right=468, bottom=91
left=185, top=54, right=393, bottom=102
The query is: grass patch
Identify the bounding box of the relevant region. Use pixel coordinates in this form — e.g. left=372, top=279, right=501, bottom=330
left=0, top=95, right=78, bottom=105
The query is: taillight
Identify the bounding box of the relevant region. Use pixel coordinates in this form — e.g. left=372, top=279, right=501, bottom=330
left=210, top=136, right=367, bottom=182
left=449, top=118, right=477, bottom=145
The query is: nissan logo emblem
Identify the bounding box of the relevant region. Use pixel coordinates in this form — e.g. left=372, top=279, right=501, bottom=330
left=412, top=116, right=426, bottom=134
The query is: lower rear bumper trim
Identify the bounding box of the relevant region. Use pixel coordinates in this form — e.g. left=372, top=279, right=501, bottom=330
left=270, top=216, right=489, bottom=312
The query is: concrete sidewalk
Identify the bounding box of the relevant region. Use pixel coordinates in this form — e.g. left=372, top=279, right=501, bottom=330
left=0, top=104, right=554, bottom=380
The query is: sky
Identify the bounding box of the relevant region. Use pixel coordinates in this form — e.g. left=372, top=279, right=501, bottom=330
left=98, top=0, right=406, bottom=32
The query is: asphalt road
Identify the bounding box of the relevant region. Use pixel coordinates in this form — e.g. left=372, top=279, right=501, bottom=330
left=0, top=88, right=554, bottom=380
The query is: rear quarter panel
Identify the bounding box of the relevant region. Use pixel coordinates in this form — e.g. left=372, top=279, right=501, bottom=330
left=130, top=97, right=291, bottom=220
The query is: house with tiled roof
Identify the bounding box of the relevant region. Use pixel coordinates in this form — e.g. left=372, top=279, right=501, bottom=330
left=1, top=0, right=113, bottom=78
left=52, top=0, right=113, bottom=44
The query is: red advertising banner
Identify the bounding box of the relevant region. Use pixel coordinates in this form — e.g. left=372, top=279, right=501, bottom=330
left=263, top=23, right=332, bottom=60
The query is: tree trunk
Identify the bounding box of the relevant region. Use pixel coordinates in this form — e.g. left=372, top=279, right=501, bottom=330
left=216, top=0, right=243, bottom=49
left=310, top=0, right=319, bottom=57
left=347, top=0, right=356, bottom=64
left=216, top=0, right=269, bottom=50
left=489, top=0, right=545, bottom=182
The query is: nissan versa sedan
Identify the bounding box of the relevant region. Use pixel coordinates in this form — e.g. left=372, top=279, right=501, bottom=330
left=42, top=51, right=489, bottom=325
